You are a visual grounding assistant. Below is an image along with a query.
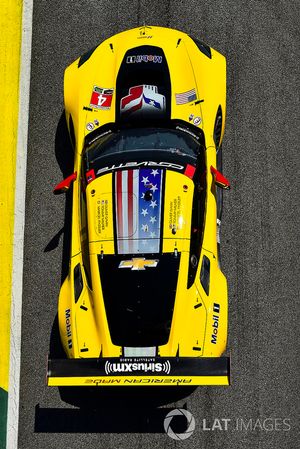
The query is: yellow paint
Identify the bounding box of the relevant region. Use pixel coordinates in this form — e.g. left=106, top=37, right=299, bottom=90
left=48, top=375, right=230, bottom=387
left=162, top=170, right=194, bottom=253
left=0, top=0, right=23, bottom=392
left=86, top=173, right=114, bottom=243
left=56, top=27, right=229, bottom=378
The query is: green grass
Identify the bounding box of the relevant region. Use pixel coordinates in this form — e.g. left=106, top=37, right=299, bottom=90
left=0, top=388, right=8, bottom=449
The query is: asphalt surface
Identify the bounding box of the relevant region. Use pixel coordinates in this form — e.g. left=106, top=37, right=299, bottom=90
left=19, top=1, right=299, bottom=448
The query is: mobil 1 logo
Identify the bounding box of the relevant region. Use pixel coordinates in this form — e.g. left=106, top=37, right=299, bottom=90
left=211, top=303, right=220, bottom=345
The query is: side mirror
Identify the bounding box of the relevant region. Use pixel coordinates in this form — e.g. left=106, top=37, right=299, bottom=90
left=210, top=166, right=230, bottom=190
left=53, top=172, right=77, bottom=194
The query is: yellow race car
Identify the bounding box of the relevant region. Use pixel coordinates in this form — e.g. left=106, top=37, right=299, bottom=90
left=48, top=26, right=231, bottom=387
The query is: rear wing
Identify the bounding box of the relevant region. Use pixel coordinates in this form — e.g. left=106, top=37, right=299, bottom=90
left=47, top=356, right=230, bottom=386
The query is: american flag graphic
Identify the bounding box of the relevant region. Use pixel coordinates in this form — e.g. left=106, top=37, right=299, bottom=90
left=175, top=88, right=197, bottom=105
left=115, top=168, right=163, bottom=254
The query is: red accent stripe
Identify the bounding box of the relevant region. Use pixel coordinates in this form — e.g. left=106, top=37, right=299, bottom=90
left=116, top=171, right=123, bottom=237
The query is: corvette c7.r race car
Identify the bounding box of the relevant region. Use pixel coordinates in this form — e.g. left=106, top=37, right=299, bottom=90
left=48, top=26, right=231, bottom=387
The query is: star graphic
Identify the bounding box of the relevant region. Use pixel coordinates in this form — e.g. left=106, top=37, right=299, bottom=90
left=141, top=208, right=148, bottom=217
left=141, top=224, right=148, bottom=232
left=150, top=216, right=157, bottom=223
left=151, top=169, right=159, bottom=177
left=142, top=176, right=149, bottom=185
left=150, top=232, right=156, bottom=238
left=149, top=100, right=155, bottom=106
left=141, top=192, right=145, bottom=199
left=150, top=200, right=157, bottom=208
left=150, top=184, right=158, bottom=192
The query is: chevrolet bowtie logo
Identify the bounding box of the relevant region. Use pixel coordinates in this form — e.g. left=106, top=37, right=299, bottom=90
left=119, top=258, right=159, bottom=271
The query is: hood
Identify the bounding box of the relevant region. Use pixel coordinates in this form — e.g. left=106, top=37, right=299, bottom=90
left=86, top=167, right=195, bottom=255
left=70, top=26, right=203, bottom=136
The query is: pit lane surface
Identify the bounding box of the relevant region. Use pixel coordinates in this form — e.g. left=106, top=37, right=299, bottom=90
left=19, top=1, right=299, bottom=448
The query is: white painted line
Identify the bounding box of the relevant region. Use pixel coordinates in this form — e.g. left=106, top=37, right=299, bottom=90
left=6, top=1, right=34, bottom=448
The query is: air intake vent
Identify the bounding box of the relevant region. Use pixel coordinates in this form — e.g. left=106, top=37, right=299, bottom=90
left=214, top=106, right=223, bottom=148
left=190, top=37, right=212, bottom=59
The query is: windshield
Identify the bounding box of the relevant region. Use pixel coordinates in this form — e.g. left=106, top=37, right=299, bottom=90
left=85, top=127, right=201, bottom=168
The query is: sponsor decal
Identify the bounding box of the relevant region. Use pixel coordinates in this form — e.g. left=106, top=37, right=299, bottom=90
left=213, top=303, right=220, bottom=313
left=105, top=359, right=171, bottom=374
left=84, top=378, right=193, bottom=385
left=137, top=35, right=153, bottom=40
left=86, top=122, right=94, bottom=131
left=193, top=116, right=202, bottom=126
left=175, top=125, right=200, bottom=140
left=175, top=88, right=197, bottom=105
left=119, top=258, right=159, bottom=270
left=96, top=198, right=109, bottom=235
left=87, top=129, right=112, bottom=146
left=120, top=85, right=165, bottom=116
left=96, top=161, right=184, bottom=176
left=65, top=309, right=72, bottom=348
left=94, top=119, right=100, bottom=126
left=86, top=169, right=95, bottom=184
left=126, top=54, right=162, bottom=64
left=125, top=378, right=192, bottom=384
left=168, top=195, right=183, bottom=231
left=189, top=113, right=194, bottom=121
left=90, top=86, right=113, bottom=110
left=85, top=379, right=122, bottom=385
left=211, top=303, right=220, bottom=344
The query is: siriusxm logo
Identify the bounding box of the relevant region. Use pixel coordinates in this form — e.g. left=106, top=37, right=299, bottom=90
left=105, top=360, right=171, bottom=374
